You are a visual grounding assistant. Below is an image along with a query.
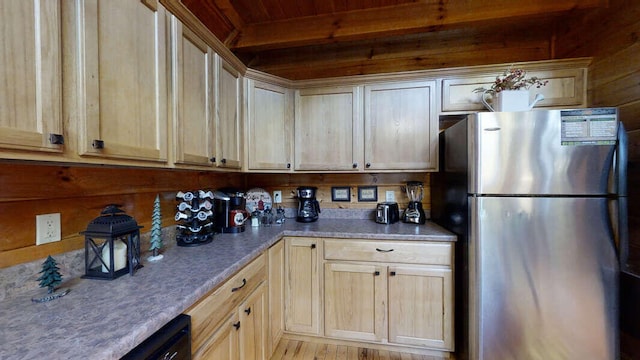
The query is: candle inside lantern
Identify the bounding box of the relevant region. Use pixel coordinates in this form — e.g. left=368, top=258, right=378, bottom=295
left=101, top=240, right=127, bottom=273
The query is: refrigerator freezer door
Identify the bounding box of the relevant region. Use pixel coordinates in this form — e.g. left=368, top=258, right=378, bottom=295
left=468, top=111, right=617, bottom=195
left=469, top=196, right=618, bottom=360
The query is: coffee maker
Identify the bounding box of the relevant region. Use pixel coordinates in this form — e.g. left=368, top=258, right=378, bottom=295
left=402, top=181, right=426, bottom=224
left=213, top=190, right=248, bottom=233
left=296, top=186, right=321, bottom=223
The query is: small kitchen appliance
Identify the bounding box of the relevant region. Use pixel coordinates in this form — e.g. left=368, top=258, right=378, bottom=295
left=213, top=190, right=248, bottom=233
left=376, top=202, right=399, bottom=224
left=296, top=186, right=320, bottom=222
left=402, top=181, right=426, bottom=224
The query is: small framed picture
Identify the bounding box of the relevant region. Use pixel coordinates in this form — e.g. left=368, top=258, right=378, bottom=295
left=331, top=187, right=351, bottom=202
left=357, top=186, right=378, bottom=202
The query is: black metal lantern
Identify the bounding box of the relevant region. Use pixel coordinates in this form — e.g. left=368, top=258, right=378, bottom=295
left=81, top=205, right=143, bottom=280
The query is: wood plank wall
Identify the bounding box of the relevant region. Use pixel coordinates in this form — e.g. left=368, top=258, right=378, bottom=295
left=555, top=0, right=640, bottom=272
left=555, top=3, right=640, bottom=349
left=0, top=163, right=243, bottom=268
left=245, top=173, right=430, bottom=213
left=0, top=162, right=429, bottom=268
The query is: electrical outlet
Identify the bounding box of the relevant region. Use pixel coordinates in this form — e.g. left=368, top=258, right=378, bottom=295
left=36, top=213, right=61, bottom=245
left=273, top=190, right=282, bottom=204
left=385, top=191, right=395, bottom=202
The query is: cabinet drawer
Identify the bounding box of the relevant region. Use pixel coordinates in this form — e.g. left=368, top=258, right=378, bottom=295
left=324, top=239, right=452, bottom=266
left=186, top=253, right=266, bottom=353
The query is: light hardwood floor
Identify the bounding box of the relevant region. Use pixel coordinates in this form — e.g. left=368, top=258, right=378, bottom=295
left=270, top=339, right=452, bottom=360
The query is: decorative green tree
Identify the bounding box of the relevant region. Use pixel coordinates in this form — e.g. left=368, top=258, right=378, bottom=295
left=149, top=194, right=163, bottom=259
left=37, top=255, right=63, bottom=294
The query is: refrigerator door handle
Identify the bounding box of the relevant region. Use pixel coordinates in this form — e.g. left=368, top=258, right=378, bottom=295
left=616, top=122, right=629, bottom=268
left=617, top=122, right=628, bottom=197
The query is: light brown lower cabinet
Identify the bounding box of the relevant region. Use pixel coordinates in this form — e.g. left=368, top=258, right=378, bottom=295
left=186, top=236, right=454, bottom=359
left=324, top=262, right=386, bottom=342
left=322, top=238, right=455, bottom=351
left=185, top=253, right=268, bottom=360
left=189, top=283, right=266, bottom=360
left=267, top=240, right=285, bottom=354
left=194, top=311, right=239, bottom=360
left=387, top=265, right=453, bottom=349
left=284, top=237, right=321, bottom=335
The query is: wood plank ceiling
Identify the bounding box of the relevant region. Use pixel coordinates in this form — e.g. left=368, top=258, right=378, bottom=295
left=181, top=0, right=610, bottom=80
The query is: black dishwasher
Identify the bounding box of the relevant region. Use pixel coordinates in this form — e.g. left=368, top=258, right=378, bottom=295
left=121, top=314, right=191, bottom=360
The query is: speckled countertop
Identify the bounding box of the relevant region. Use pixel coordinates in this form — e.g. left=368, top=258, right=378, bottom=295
left=0, top=218, right=455, bottom=360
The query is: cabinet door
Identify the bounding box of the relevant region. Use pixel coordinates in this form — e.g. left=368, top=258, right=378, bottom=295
left=388, top=265, right=454, bottom=350
left=0, top=0, right=63, bottom=153
left=239, top=282, right=267, bottom=360
left=441, top=68, right=586, bottom=112
left=216, top=56, right=242, bottom=169
left=324, top=262, right=386, bottom=342
left=75, top=0, right=168, bottom=163
left=267, top=240, right=285, bottom=355
left=364, top=81, right=437, bottom=171
left=170, top=18, right=215, bottom=167
left=284, top=237, right=321, bottom=335
left=247, top=80, right=293, bottom=171
left=193, top=312, right=240, bottom=360
left=294, top=86, right=363, bottom=171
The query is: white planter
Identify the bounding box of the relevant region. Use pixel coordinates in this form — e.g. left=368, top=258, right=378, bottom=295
left=494, top=89, right=531, bottom=112
left=481, top=89, right=541, bottom=112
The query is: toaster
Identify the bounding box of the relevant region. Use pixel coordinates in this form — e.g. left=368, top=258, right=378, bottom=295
left=376, top=202, right=399, bottom=224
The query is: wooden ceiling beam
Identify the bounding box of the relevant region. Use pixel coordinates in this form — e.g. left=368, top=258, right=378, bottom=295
left=243, top=18, right=557, bottom=68
left=260, top=45, right=551, bottom=80
left=250, top=38, right=551, bottom=80
left=212, top=0, right=244, bottom=29
left=230, top=0, right=608, bottom=51
left=211, top=0, right=245, bottom=45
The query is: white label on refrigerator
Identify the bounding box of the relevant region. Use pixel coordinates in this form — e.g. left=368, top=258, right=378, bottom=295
left=560, top=108, right=618, bottom=145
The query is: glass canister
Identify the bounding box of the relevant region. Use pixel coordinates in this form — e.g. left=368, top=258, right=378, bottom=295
left=251, top=208, right=260, bottom=227
left=262, top=207, right=273, bottom=226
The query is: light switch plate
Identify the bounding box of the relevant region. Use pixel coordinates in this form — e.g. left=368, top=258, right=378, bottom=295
left=36, top=213, right=61, bottom=245
left=273, top=191, right=282, bottom=204
left=385, top=191, right=395, bottom=202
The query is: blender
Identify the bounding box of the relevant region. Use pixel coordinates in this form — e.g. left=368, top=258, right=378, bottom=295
left=402, top=181, right=426, bottom=224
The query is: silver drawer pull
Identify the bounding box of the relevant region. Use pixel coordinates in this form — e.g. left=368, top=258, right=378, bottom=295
left=375, top=248, right=394, bottom=253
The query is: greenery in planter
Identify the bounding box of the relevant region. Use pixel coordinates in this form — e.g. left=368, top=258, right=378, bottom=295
left=474, top=67, right=548, bottom=95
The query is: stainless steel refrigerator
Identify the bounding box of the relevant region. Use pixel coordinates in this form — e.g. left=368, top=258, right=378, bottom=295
left=431, top=108, right=627, bottom=360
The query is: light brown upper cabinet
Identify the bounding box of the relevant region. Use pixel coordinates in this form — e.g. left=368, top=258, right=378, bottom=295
left=441, top=67, right=586, bottom=112
left=294, top=86, right=363, bottom=171
left=69, top=0, right=169, bottom=163
left=294, top=80, right=437, bottom=172
left=170, top=16, right=216, bottom=168
left=364, top=81, right=438, bottom=171
left=215, top=56, right=243, bottom=169
left=0, top=0, right=63, bottom=154
left=246, top=78, right=293, bottom=171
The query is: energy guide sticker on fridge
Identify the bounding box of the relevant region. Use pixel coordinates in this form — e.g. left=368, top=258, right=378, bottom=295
left=560, top=108, right=618, bottom=146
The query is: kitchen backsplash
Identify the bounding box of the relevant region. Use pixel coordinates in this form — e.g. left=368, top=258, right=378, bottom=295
left=1, top=207, right=421, bottom=301
left=0, top=163, right=430, bottom=269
